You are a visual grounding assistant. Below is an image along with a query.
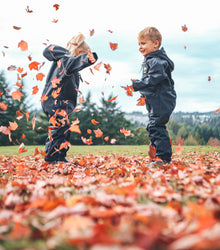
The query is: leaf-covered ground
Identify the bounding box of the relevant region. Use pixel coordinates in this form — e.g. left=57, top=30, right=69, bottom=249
left=0, top=148, right=220, bottom=250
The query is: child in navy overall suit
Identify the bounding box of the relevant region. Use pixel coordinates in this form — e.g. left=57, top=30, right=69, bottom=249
left=41, top=33, right=98, bottom=164
left=132, top=27, right=176, bottom=164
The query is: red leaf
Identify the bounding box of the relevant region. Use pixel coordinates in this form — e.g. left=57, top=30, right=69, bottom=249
left=136, top=96, right=146, bottom=106
left=51, top=77, right=62, bottom=88
left=18, top=40, right=28, bottom=51
left=90, top=29, right=95, bottom=36
left=208, top=76, right=211, bottom=82
left=120, top=127, right=134, bottom=137
left=32, top=113, right=35, bottom=131
left=121, top=85, right=134, bottom=96
left=53, top=4, right=60, bottom=10
left=109, top=42, right=118, bottom=51
left=81, top=136, right=93, bottom=145
left=26, top=6, right=33, bottom=13
left=94, top=128, right=103, bottom=138
left=104, top=63, right=112, bottom=74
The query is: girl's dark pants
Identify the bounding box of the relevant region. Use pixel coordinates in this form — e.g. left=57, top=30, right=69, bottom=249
left=43, top=100, right=75, bottom=163
left=146, top=93, right=176, bottom=163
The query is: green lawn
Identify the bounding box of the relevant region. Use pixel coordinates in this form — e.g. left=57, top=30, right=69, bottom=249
left=0, top=144, right=219, bottom=157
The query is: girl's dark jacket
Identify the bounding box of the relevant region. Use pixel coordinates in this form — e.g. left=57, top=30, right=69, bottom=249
left=41, top=45, right=98, bottom=115
left=132, top=47, right=176, bottom=101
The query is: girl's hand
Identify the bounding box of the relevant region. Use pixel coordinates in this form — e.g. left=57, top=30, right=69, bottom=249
left=88, top=49, right=96, bottom=63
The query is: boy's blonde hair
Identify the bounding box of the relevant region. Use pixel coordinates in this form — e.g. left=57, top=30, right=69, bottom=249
left=138, top=27, right=162, bottom=48
left=66, top=33, right=90, bottom=56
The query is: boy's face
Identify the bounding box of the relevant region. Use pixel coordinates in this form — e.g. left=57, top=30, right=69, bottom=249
left=138, top=36, right=159, bottom=56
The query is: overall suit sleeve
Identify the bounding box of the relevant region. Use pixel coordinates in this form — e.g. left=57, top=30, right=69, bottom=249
left=43, top=45, right=68, bottom=61
left=132, top=58, right=168, bottom=91
left=66, top=52, right=98, bottom=74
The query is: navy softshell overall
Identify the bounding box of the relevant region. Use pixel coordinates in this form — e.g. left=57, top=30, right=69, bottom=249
left=41, top=45, right=97, bottom=162
left=133, top=48, right=176, bottom=163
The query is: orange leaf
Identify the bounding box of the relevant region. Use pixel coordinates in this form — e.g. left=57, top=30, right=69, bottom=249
left=0, top=126, right=11, bottom=135
left=26, top=111, right=30, bottom=122
left=51, top=77, right=62, bottom=88
left=90, top=29, right=95, bottom=36
left=69, top=124, right=81, bottom=133
left=41, top=94, right=48, bottom=103
left=0, top=102, right=7, bottom=111
left=93, top=128, right=103, bottom=138
left=87, top=129, right=92, bottom=134
left=8, top=121, right=18, bottom=131
left=78, top=96, right=84, bottom=104
left=21, top=133, right=26, bottom=139
left=110, top=138, right=117, bottom=144
left=215, top=107, right=220, bottom=114
left=148, top=144, right=156, bottom=161
left=109, top=42, right=118, bottom=51
left=94, top=62, right=102, bottom=71
left=18, top=40, right=28, bottom=51
left=136, top=96, right=146, bottom=106
left=121, top=85, right=134, bottom=96
left=32, top=86, right=39, bottom=95
left=182, top=24, right=188, bottom=32
left=120, top=127, right=134, bottom=137
left=32, top=113, right=35, bottom=130
left=18, top=143, right=28, bottom=154
left=52, top=19, right=58, bottom=23
left=91, top=119, right=99, bottom=125
left=104, top=136, right=109, bottom=141
left=51, top=87, right=61, bottom=99
left=29, top=61, right=40, bottom=71
left=108, top=95, right=118, bottom=102
left=208, top=76, right=211, bottom=82
left=175, top=144, right=184, bottom=155
left=11, top=90, right=24, bottom=102
left=17, top=67, right=23, bottom=73
left=104, top=63, right=112, bottom=74
left=81, top=136, right=93, bottom=145
left=36, top=72, right=45, bottom=81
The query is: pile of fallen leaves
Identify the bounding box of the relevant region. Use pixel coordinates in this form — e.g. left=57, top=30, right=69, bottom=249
left=0, top=149, right=220, bottom=250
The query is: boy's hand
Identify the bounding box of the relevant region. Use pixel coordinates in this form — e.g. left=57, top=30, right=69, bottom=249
left=88, top=49, right=96, bottom=63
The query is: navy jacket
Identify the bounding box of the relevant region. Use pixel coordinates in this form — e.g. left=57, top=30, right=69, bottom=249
left=132, top=47, right=176, bottom=100
left=41, top=45, right=98, bottom=113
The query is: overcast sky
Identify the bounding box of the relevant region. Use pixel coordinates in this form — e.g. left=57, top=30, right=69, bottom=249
left=0, top=0, right=219, bottom=114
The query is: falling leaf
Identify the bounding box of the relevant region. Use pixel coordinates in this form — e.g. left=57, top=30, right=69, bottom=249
left=84, top=80, right=90, bottom=85
left=104, top=63, right=112, bottom=74
left=184, top=45, right=187, bottom=50
left=25, top=6, right=33, bottom=13
left=36, top=73, right=45, bottom=81
left=94, top=62, right=102, bottom=71
left=87, top=129, right=92, bottom=134
left=182, top=24, right=188, bottom=32
left=52, top=19, right=59, bottom=23
left=81, top=136, right=93, bottom=145
left=18, top=40, right=28, bottom=51
left=17, top=67, right=23, bottom=73
left=28, top=55, right=32, bottom=61
left=215, top=107, right=220, bottom=113
left=51, top=77, right=62, bottom=88
left=93, top=128, right=103, bottom=138
left=29, top=61, right=40, bottom=71
left=21, top=72, right=27, bottom=78
left=108, top=30, right=113, bottom=33
left=108, top=95, right=118, bottom=102
left=91, top=119, right=99, bottom=125
left=69, top=119, right=81, bottom=134
left=90, top=29, right=95, bottom=36
left=104, top=136, right=109, bottom=141
left=32, top=86, right=39, bottom=95
left=78, top=96, right=84, bottom=104
left=0, top=126, right=11, bottom=135
left=208, top=76, right=211, bottom=82
left=0, top=102, right=7, bottom=111
left=8, top=121, right=18, bottom=131
left=136, top=96, right=146, bottom=106
left=18, top=143, right=28, bottom=153
left=26, top=111, right=30, bottom=122
left=53, top=4, right=60, bottom=10
left=21, top=133, right=26, bottom=139
left=120, top=127, right=134, bottom=137
left=11, top=90, right=24, bottom=102
left=32, top=113, right=35, bottom=131
left=40, top=94, right=48, bottom=103
left=110, top=138, right=117, bottom=144
left=121, top=85, right=134, bottom=96
left=109, top=42, right=118, bottom=51
left=7, top=65, right=17, bottom=71
left=13, top=26, right=21, bottom=30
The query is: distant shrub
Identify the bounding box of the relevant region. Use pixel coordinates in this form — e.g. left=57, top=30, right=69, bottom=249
left=184, top=134, right=198, bottom=146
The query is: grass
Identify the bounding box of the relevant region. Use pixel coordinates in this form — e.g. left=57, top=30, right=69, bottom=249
left=0, top=144, right=219, bottom=157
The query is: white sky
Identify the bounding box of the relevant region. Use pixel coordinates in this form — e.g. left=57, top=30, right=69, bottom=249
left=0, top=0, right=220, bottom=113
